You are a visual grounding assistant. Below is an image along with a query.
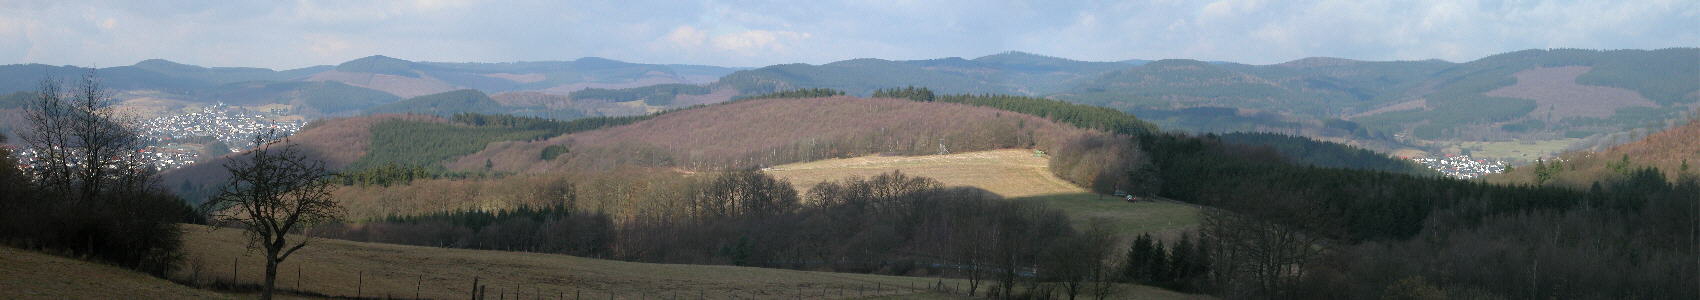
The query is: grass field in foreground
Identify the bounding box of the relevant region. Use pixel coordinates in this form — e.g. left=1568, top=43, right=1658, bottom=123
left=171, top=224, right=1206, bottom=299
left=768, top=149, right=1202, bottom=238
left=0, top=246, right=236, bottom=299
left=1013, top=193, right=1202, bottom=237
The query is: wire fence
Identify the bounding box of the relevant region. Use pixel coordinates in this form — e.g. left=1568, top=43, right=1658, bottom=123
left=179, top=257, right=1004, bottom=299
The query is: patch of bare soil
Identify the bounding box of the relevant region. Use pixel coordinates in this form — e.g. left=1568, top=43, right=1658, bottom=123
left=307, top=70, right=460, bottom=98
left=1485, top=66, right=1656, bottom=119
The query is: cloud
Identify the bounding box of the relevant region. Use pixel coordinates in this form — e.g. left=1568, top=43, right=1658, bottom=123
left=710, top=29, right=810, bottom=54
left=304, top=34, right=355, bottom=58
left=664, top=26, right=707, bottom=48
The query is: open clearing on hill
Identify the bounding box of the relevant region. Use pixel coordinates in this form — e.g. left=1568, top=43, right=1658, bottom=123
left=173, top=225, right=1203, bottom=299
left=767, top=149, right=1082, bottom=198
left=767, top=149, right=1201, bottom=237
left=1484, top=66, right=1656, bottom=119
left=1449, top=138, right=1581, bottom=162
left=0, top=246, right=235, bottom=299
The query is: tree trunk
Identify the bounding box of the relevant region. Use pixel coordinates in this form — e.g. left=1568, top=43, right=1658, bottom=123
left=263, top=257, right=278, bottom=300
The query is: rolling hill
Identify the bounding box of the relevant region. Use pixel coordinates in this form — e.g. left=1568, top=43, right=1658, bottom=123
left=364, top=89, right=508, bottom=116
left=5, top=48, right=1690, bottom=160
left=715, top=51, right=1135, bottom=96
left=161, top=114, right=448, bottom=202
left=0, top=60, right=328, bottom=95
left=1485, top=115, right=1700, bottom=187
left=0, top=56, right=743, bottom=125
left=189, top=80, right=400, bottom=115
left=453, top=96, right=1125, bottom=176
left=698, top=48, right=1698, bottom=160
left=314, top=55, right=742, bottom=98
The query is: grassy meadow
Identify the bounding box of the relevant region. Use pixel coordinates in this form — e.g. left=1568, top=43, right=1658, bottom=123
left=768, top=149, right=1202, bottom=239
left=167, top=225, right=1206, bottom=299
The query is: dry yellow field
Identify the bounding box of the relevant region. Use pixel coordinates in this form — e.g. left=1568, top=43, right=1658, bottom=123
left=768, top=149, right=1202, bottom=237
left=173, top=225, right=1205, bottom=299
left=767, top=149, right=1084, bottom=198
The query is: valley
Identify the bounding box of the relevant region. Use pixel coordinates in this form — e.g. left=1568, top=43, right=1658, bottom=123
left=0, top=5, right=1694, bottom=298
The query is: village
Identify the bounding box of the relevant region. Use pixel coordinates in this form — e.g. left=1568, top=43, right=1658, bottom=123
left=1409, top=154, right=1508, bottom=179
left=138, top=103, right=305, bottom=153
left=9, top=103, right=303, bottom=171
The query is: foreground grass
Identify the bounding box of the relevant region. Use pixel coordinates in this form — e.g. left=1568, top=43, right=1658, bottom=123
left=1013, top=193, right=1202, bottom=237
left=0, top=246, right=235, bottom=299
left=173, top=224, right=1205, bottom=299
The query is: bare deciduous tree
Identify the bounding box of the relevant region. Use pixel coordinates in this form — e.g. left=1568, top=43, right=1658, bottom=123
left=202, top=131, right=343, bottom=300
left=1200, top=205, right=1330, bottom=298
left=21, top=71, right=151, bottom=201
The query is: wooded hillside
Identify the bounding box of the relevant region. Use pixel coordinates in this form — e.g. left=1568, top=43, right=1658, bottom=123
left=1487, top=115, right=1700, bottom=186
left=454, top=96, right=1139, bottom=191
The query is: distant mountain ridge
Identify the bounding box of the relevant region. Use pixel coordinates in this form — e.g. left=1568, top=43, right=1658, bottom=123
left=711, top=48, right=1697, bottom=153
left=715, top=51, right=1135, bottom=96
left=2, top=48, right=1692, bottom=155
left=0, top=56, right=745, bottom=121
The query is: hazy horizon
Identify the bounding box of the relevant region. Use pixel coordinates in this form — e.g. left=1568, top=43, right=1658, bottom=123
left=1, top=0, right=1696, bottom=70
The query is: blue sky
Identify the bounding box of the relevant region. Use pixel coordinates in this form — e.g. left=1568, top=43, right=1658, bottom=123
left=0, top=0, right=1695, bottom=69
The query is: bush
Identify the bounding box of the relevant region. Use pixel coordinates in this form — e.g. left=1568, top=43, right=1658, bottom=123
left=0, top=177, right=196, bottom=276
left=540, top=145, right=569, bottom=161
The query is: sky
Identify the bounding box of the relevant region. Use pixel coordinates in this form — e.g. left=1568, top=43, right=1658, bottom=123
left=0, top=0, right=1695, bottom=70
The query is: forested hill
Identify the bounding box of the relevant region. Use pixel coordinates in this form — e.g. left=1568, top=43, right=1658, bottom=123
left=708, top=48, right=1698, bottom=149
left=161, top=112, right=651, bottom=203
left=1486, top=114, right=1700, bottom=187
left=450, top=94, right=1145, bottom=193
left=364, top=89, right=507, bottom=116
left=714, top=51, right=1134, bottom=96
left=160, top=114, right=447, bottom=203
left=1215, top=132, right=1434, bottom=176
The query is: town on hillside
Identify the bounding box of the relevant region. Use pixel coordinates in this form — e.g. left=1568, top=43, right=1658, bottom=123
left=11, top=103, right=302, bottom=171
left=1409, top=154, right=1508, bottom=179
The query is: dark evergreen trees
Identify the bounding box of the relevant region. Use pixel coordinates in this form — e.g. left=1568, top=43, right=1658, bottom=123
left=873, top=86, right=936, bottom=102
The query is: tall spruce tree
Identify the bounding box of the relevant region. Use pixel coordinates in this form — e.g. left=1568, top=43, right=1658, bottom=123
left=1124, top=234, right=1155, bottom=282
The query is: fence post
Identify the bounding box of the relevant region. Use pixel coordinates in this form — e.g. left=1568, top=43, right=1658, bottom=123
left=357, top=270, right=364, bottom=298
left=232, top=257, right=239, bottom=284
left=472, top=277, right=480, bottom=300
left=297, top=264, right=302, bottom=292
left=416, top=274, right=423, bottom=299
